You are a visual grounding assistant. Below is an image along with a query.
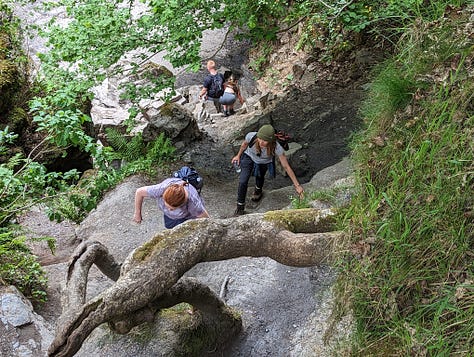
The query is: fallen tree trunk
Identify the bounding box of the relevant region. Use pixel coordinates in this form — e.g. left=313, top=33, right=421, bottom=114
left=49, top=208, right=342, bottom=357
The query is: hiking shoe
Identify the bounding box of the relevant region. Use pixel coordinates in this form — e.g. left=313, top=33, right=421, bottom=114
left=251, top=189, right=263, bottom=202
left=233, top=208, right=245, bottom=216
left=233, top=204, right=245, bottom=216
left=229, top=109, right=236, bottom=115
left=224, top=110, right=230, bottom=117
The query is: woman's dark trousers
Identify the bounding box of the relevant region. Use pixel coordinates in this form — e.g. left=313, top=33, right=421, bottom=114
left=237, top=153, right=268, bottom=206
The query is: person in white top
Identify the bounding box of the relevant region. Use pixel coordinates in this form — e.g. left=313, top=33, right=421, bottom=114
left=219, top=74, right=245, bottom=116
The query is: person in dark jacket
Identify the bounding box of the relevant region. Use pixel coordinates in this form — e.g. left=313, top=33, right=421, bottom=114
left=199, top=60, right=225, bottom=113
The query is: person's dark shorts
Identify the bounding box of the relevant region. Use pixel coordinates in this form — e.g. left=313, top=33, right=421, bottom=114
left=164, top=215, right=188, bottom=229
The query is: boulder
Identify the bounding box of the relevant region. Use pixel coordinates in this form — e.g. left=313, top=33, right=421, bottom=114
left=0, top=286, right=54, bottom=357
left=90, top=62, right=202, bottom=145
left=141, top=101, right=201, bottom=144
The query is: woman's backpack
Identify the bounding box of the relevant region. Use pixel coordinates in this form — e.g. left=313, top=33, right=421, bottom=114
left=172, top=166, right=204, bottom=194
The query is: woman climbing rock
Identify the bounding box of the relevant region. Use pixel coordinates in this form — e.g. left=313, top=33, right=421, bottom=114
left=231, top=124, right=304, bottom=216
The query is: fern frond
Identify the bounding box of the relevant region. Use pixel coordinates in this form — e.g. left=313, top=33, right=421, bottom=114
left=105, top=128, right=145, bottom=161
left=146, top=132, right=176, bottom=163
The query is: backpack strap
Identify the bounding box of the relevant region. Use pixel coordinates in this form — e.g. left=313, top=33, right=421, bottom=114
left=248, top=134, right=258, bottom=148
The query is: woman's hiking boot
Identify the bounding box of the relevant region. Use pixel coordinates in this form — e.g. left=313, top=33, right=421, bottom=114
left=234, top=203, right=245, bottom=216
left=251, top=188, right=263, bottom=202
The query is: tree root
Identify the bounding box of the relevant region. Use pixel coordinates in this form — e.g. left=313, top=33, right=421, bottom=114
left=48, top=209, right=340, bottom=357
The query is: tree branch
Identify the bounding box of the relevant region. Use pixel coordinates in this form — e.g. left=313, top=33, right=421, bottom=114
left=48, top=209, right=341, bottom=357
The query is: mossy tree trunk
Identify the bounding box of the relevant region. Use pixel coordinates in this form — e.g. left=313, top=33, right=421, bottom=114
left=48, top=208, right=341, bottom=357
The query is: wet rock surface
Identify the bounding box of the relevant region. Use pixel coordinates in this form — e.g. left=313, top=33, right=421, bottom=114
left=183, top=82, right=363, bottom=190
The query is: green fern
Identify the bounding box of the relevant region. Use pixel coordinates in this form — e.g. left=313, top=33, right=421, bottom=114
left=125, top=134, right=146, bottom=161
left=104, top=127, right=128, bottom=151
left=146, top=132, right=176, bottom=164
left=104, top=127, right=145, bottom=161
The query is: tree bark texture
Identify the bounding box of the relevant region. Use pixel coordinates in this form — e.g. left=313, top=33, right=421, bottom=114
left=48, top=208, right=341, bottom=357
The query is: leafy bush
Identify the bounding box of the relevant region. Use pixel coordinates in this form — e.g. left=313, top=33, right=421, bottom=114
left=0, top=126, right=18, bottom=157
left=291, top=0, right=468, bottom=60
left=0, top=229, right=54, bottom=302
left=0, top=154, right=80, bottom=226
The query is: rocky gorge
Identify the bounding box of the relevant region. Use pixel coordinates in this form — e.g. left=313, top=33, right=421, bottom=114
left=0, top=2, right=379, bottom=356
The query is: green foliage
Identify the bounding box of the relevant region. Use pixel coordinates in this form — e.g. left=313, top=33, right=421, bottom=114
left=292, top=0, right=468, bottom=60
left=145, top=132, right=176, bottom=164
left=30, top=97, right=96, bottom=153
left=44, top=132, right=176, bottom=223
left=340, top=9, right=474, bottom=355
left=105, top=127, right=145, bottom=162
left=104, top=128, right=176, bottom=164
left=0, top=228, right=52, bottom=302
left=0, top=126, right=18, bottom=156
left=223, top=0, right=287, bottom=41
left=358, top=61, right=417, bottom=134
left=29, top=0, right=290, bottom=111
left=0, top=152, right=80, bottom=225
left=290, top=189, right=338, bottom=209
left=249, top=43, right=274, bottom=76
left=37, top=0, right=212, bottom=95
left=44, top=168, right=120, bottom=223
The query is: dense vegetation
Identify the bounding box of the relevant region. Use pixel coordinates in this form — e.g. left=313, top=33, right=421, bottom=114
left=338, top=6, right=474, bottom=355
left=0, top=0, right=472, bottom=355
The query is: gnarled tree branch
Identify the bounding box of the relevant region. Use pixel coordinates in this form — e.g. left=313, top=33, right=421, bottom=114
left=49, top=208, right=341, bottom=357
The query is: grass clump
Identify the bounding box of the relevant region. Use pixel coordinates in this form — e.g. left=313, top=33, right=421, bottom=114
left=338, top=7, right=474, bottom=356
